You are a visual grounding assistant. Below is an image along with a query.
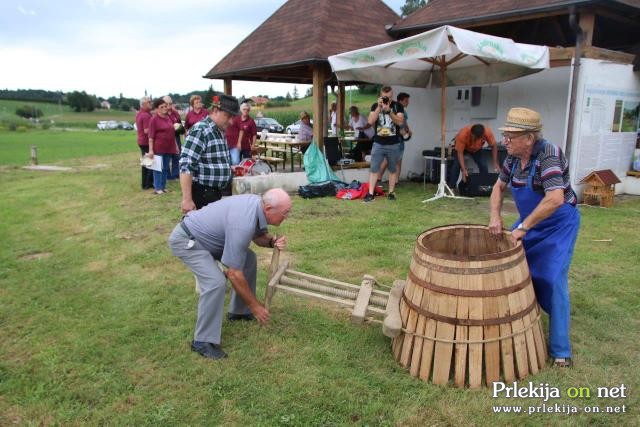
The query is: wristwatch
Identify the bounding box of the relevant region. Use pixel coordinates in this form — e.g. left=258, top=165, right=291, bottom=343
left=516, top=223, right=530, bottom=233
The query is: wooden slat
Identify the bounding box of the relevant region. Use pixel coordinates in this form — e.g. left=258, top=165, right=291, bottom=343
left=497, top=272, right=516, bottom=383
left=509, top=290, right=529, bottom=379
left=418, top=270, right=438, bottom=381
left=483, top=293, right=501, bottom=385
left=383, top=280, right=405, bottom=338
left=431, top=267, right=457, bottom=385
left=453, top=273, right=470, bottom=388
left=399, top=277, right=424, bottom=368
left=351, top=275, right=374, bottom=324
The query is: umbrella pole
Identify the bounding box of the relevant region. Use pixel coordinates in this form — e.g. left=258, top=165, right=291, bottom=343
left=423, top=59, right=472, bottom=202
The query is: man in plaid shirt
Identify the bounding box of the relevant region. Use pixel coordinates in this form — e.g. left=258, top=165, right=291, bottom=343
left=179, top=94, right=240, bottom=213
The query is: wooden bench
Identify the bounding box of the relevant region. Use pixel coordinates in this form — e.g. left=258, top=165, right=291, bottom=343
left=259, top=131, right=304, bottom=171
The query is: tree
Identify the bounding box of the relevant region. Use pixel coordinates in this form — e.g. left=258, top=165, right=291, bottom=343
left=285, top=91, right=292, bottom=101
left=203, top=85, right=215, bottom=108
left=292, top=86, right=299, bottom=100
left=305, top=87, right=313, bottom=98
left=67, top=91, right=96, bottom=112
left=400, top=0, right=426, bottom=17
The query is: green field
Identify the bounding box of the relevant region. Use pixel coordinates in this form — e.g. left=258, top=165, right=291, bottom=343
left=0, top=99, right=136, bottom=129
left=0, top=131, right=638, bottom=425
left=0, top=129, right=136, bottom=166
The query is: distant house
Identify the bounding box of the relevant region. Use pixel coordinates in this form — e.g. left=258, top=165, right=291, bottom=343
left=250, top=96, right=270, bottom=107
left=100, top=100, right=111, bottom=110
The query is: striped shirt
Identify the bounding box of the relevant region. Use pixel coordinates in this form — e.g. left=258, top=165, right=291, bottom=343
left=180, top=117, right=231, bottom=189
left=498, top=139, right=577, bottom=205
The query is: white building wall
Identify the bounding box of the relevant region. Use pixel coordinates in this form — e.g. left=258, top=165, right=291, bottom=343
left=394, top=66, right=572, bottom=179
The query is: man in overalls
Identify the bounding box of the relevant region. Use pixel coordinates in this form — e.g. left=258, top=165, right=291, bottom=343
left=488, top=107, right=580, bottom=368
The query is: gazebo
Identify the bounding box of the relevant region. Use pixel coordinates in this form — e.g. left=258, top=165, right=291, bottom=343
left=204, top=0, right=399, bottom=148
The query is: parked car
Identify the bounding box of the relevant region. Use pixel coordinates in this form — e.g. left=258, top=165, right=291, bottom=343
left=255, top=117, right=284, bottom=133
left=118, top=121, right=134, bottom=130
left=286, top=119, right=313, bottom=134
left=97, top=120, right=109, bottom=130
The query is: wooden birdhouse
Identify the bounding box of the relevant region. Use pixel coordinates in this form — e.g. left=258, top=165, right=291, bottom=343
left=580, top=169, right=620, bottom=208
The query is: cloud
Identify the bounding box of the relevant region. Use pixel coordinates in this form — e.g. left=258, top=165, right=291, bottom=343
left=17, top=5, right=36, bottom=15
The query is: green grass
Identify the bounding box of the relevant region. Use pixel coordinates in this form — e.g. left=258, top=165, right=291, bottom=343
left=0, top=133, right=638, bottom=425
left=0, top=129, right=136, bottom=166
left=0, top=99, right=135, bottom=129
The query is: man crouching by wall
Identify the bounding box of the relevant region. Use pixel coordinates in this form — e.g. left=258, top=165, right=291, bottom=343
left=168, top=188, right=291, bottom=360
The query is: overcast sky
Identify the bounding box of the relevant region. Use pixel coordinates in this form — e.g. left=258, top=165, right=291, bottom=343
left=0, top=0, right=406, bottom=100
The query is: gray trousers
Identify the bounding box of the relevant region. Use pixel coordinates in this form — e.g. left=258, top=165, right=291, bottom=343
left=168, top=224, right=257, bottom=344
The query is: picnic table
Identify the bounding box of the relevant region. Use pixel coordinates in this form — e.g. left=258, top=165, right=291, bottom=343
left=259, top=132, right=311, bottom=172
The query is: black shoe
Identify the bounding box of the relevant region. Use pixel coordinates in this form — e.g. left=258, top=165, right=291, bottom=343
left=363, top=193, right=375, bottom=203
left=387, top=192, right=396, bottom=201
left=191, top=341, right=228, bottom=360
left=227, top=313, right=255, bottom=322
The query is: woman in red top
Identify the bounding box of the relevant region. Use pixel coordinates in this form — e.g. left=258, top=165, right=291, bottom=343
left=148, top=98, right=178, bottom=194
left=184, top=95, right=209, bottom=132
left=225, top=102, right=257, bottom=165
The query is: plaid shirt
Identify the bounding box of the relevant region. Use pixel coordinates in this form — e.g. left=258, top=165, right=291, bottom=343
left=180, top=116, right=231, bottom=188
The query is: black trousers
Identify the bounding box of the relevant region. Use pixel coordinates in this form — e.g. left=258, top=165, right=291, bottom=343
left=192, top=181, right=224, bottom=209
left=139, top=145, right=154, bottom=190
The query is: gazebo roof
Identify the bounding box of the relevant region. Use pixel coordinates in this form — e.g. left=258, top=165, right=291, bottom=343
left=204, top=0, right=399, bottom=84
left=390, top=0, right=640, bottom=36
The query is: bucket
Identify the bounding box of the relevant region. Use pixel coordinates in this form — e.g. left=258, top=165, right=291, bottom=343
left=392, top=224, right=546, bottom=388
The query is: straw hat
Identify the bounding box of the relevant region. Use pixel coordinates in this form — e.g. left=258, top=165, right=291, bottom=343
left=499, top=107, right=542, bottom=132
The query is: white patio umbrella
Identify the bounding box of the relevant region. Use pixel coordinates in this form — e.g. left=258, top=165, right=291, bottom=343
left=328, top=25, right=549, bottom=201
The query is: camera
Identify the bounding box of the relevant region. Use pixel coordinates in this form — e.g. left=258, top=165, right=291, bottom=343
left=381, top=96, right=390, bottom=104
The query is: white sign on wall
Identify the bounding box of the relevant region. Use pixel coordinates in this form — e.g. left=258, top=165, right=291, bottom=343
left=574, top=85, right=639, bottom=184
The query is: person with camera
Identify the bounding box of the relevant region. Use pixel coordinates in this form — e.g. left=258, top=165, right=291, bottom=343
left=363, top=86, right=405, bottom=202
left=179, top=94, right=239, bottom=213
left=377, top=92, right=411, bottom=185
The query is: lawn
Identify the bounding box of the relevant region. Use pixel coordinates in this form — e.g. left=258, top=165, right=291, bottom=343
left=0, top=136, right=638, bottom=425
left=0, top=129, right=136, bottom=166
left=0, top=99, right=136, bottom=129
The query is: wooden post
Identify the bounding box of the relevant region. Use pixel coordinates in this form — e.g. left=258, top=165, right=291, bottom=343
left=351, top=275, right=375, bottom=324
left=312, top=66, right=326, bottom=150
left=579, top=12, right=595, bottom=47
left=383, top=280, right=405, bottom=338
left=337, top=82, right=345, bottom=134
left=224, top=79, right=232, bottom=96
left=30, top=146, right=38, bottom=165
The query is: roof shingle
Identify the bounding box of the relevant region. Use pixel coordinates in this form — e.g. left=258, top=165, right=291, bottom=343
left=205, top=0, right=399, bottom=82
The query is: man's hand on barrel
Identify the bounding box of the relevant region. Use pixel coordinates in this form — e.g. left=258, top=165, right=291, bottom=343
left=488, top=215, right=503, bottom=236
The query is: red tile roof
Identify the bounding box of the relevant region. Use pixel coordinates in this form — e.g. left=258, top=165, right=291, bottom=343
left=580, top=169, right=621, bottom=185
left=205, top=0, right=399, bottom=83
left=391, top=0, right=640, bottom=34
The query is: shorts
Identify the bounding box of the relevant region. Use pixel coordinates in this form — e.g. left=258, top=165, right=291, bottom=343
left=370, top=142, right=402, bottom=173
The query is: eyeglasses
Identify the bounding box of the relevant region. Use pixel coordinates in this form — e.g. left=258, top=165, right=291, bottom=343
left=502, top=132, right=530, bottom=142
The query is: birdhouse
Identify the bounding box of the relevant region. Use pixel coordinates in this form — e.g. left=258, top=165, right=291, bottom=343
left=580, top=169, right=620, bottom=208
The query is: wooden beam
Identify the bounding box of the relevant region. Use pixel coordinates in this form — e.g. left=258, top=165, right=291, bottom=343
left=338, top=83, right=345, bottom=134
left=593, top=6, right=639, bottom=27
left=579, top=12, right=595, bottom=47
left=223, top=79, right=232, bottom=95
left=312, top=66, right=326, bottom=149
left=383, top=280, right=405, bottom=338
left=351, top=275, right=375, bottom=325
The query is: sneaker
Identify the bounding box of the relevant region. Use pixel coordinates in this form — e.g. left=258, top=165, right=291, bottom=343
left=154, top=190, right=164, bottom=195
left=363, top=193, right=375, bottom=203
left=387, top=192, right=396, bottom=201
left=227, top=313, right=255, bottom=322
left=191, top=341, right=228, bottom=360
